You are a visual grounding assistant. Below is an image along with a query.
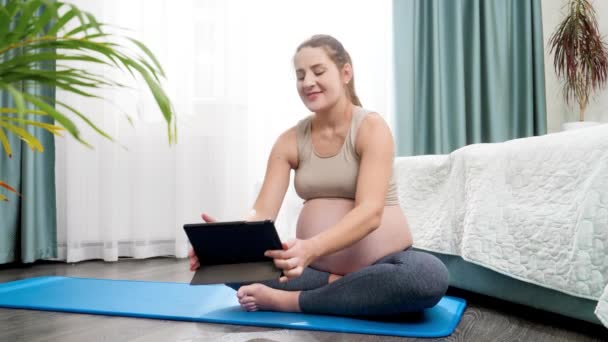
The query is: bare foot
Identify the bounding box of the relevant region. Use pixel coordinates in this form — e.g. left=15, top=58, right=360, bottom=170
left=236, top=283, right=301, bottom=313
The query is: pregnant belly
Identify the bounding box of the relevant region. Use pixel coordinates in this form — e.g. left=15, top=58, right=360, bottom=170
left=296, top=198, right=412, bottom=275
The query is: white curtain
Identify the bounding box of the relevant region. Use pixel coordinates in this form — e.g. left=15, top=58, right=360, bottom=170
left=55, top=0, right=394, bottom=262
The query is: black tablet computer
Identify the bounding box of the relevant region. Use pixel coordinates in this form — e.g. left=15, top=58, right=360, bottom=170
left=183, top=220, right=283, bottom=285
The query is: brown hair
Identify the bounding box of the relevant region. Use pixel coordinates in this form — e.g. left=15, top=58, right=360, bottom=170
left=296, top=34, right=361, bottom=106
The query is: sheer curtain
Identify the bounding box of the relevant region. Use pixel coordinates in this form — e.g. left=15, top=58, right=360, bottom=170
left=55, top=0, right=394, bottom=262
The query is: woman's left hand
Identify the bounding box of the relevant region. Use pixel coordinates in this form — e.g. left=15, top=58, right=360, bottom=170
left=265, top=239, right=319, bottom=282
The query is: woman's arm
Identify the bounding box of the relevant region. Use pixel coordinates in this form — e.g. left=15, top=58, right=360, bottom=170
left=244, top=126, right=298, bottom=222
left=309, top=113, right=394, bottom=256
left=191, top=127, right=297, bottom=271
left=267, top=113, right=395, bottom=281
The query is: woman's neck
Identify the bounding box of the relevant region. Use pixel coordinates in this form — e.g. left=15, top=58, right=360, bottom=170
left=314, top=97, right=354, bottom=130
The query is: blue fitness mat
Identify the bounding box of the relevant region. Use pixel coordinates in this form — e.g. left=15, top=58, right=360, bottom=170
left=0, top=276, right=466, bottom=338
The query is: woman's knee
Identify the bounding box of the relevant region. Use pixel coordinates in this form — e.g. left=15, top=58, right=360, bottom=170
left=414, top=252, right=449, bottom=303
left=392, top=251, right=449, bottom=308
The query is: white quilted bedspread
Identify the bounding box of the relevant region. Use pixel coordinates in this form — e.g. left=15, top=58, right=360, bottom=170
left=598, top=286, right=608, bottom=328
left=394, top=124, right=608, bottom=324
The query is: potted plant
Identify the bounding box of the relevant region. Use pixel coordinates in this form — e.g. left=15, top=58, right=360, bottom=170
left=548, top=0, right=608, bottom=130
left=0, top=0, right=176, bottom=201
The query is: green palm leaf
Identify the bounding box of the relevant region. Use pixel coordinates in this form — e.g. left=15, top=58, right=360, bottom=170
left=0, top=119, right=44, bottom=152
left=0, top=126, right=11, bottom=157
left=1, top=116, right=64, bottom=136
left=0, top=82, right=26, bottom=118
left=0, top=0, right=177, bottom=202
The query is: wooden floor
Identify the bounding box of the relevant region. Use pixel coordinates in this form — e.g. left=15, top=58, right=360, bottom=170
left=0, top=257, right=606, bottom=342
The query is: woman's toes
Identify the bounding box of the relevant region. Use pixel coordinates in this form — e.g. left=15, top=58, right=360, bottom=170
left=237, top=283, right=259, bottom=299
left=239, top=295, right=255, bottom=305
left=243, top=303, right=257, bottom=311
left=233, top=283, right=298, bottom=313
left=236, top=288, right=246, bottom=299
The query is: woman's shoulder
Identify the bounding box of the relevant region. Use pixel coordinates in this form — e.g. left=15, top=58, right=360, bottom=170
left=295, top=113, right=314, bottom=129
left=353, top=108, right=393, bottom=153
left=273, top=125, right=299, bottom=169
left=353, top=107, right=389, bottom=136
left=276, top=125, right=298, bottom=143
left=361, top=111, right=386, bottom=126
left=354, top=106, right=389, bottom=130
left=354, top=106, right=382, bottom=120
left=276, top=112, right=313, bottom=146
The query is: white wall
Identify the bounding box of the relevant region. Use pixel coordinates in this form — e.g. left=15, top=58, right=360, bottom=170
left=542, top=0, right=608, bottom=132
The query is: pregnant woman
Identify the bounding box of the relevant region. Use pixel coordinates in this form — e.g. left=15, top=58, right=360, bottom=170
left=189, top=34, right=448, bottom=317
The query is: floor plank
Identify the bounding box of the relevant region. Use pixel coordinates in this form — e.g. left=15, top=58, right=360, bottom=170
left=0, top=258, right=606, bottom=342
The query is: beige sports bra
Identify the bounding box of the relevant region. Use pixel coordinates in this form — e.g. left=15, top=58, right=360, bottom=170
left=294, top=106, right=400, bottom=205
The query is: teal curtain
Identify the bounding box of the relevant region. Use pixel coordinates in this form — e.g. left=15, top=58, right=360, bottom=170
left=0, top=1, right=57, bottom=264
left=393, top=0, right=547, bottom=156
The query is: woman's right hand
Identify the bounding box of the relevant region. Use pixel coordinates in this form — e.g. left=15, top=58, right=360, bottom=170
left=188, top=213, right=217, bottom=271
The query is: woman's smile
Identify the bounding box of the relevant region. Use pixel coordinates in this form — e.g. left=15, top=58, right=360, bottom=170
left=306, top=91, right=322, bottom=101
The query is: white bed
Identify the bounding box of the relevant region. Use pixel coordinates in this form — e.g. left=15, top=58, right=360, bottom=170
left=394, top=124, right=608, bottom=326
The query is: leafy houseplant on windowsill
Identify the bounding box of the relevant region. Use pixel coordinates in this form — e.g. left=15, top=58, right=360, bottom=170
left=548, top=0, right=608, bottom=130
left=0, top=0, right=176, bottom=201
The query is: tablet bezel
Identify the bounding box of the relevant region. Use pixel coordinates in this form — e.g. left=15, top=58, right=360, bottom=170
left=183, top=220, right=282, bottom=266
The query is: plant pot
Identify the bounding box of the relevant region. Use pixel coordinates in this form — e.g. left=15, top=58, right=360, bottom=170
left=561, top=121, right=602, bottom=131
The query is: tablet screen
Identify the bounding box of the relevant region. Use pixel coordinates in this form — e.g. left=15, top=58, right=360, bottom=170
left=183, top=220, right=282, bottom=266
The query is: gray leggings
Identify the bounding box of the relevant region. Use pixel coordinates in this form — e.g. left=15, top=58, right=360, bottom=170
left=227, top=248, right=449, bottom=317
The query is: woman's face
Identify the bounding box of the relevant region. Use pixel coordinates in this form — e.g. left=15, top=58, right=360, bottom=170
left=294, top=47, right=350, bottom=112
